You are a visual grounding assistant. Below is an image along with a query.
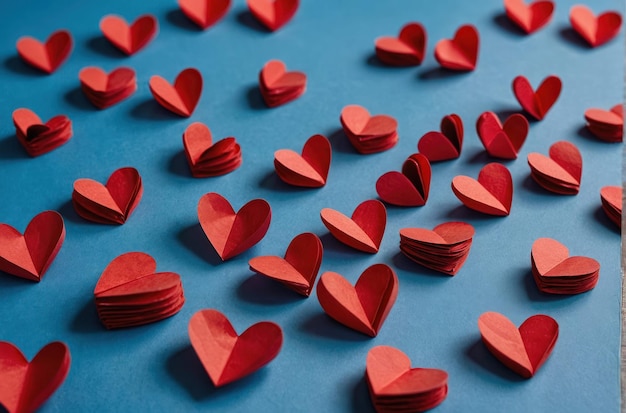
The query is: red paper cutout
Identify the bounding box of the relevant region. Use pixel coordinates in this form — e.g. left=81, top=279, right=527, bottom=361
left=16, top=30, right=72, bottom=74
left=178, top=0, right=231, bottom=30
left=249, top=232, right=322, bottom=296
left=476, top=111, right=529, bottom=159
left=317, top=264, right=398, bottom=337
left=100, top=14, right=157, bottom=55
left=340, top=105, right=398, bottom=154
left=504, top=0, right=554, bottom=34
left=376, top=153, right=431, bottom=207
left=79, top=66, right=137, bottom=109
left=94, top=252, right=185, bottom=329
left=366, top=346, right=448, bottom=412
left=259, top=60, right=306, bottom=107
left=198, top=193, right=271, bottom=260
left=512, top=75, right=561, bottom=120
left=188, top=309, right=283, bottom=387
left=584, top=104, right=623, bottom=142
left=531, top=237, right=600, bottom=294
left=246, top=0, right=298, bottom=31
left=399, top=221, right=475, bottom=275
left=600, top=185, right=622, bottom=227
left=527, top=141, right=582, bottom=195
left=570, top=5, right=622, bottom=47
left=274, top=134, right=331, bottom=187
left=434, top=24, right=479, bottom=71
left=320, top=199, right=386, bottom=253
left=12, top=108, right=72, bottom=157
left=417, top=113, right=463, bottom=162
left=183, top=122, right=242, bottom=177
left=375, top=22, right=427, bottom=66
left=0, top=341, right=70, bottom=413
left=478, top=311, right=558, bottom=378
left=72, top=167, right=143, bottom=224
left=451, top=163, right=513, bottom=216
left=149, top=68, right=202, bottom=117
left=0, top=211, right=65, bottom=282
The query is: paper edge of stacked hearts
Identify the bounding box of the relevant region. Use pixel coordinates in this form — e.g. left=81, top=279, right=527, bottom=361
left=2, top=0, right=623, bottom=412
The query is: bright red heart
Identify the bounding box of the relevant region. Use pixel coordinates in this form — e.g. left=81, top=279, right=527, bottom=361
left=16, top=30, right=72, bottom=74
left=274, top=134, right=331, bottom=187
left=434, top=24, right=479, bottom=71
left=183, top=122, right=242, bottom=177
left=375, top=22, right=427, bottom=66
left=340, top=105, right=397, bottom=138
left=531, top=238, right=600, bottom=279
left=320, top=199, right=386, bottom=253
left=476, top=111, right=529, bottom=159
left=79, top=66, right=137, bottom=109
left=417, top=113, right=463, bottom=162
left=94, top=252, right=157, bottom=296
left=179, top=0, right=231, bottom=30
left=100, top=14, right=157, bottom=55
left=0, top=211, right=65, bottom=282
left=451, top=163, right=513, bottom=216
left=478, top=311, right=558, bottom=378
left=12, top=108, right=72, bottom=157
left=527, top=141, right=582, bottom=194
left=512, top=75, right=561, bottom=120
left=259, top=60, right=306, bottom=107
left=188, top=309, right=283, bottom=387
left=198, top=193, right=271, bottom=261
left=504, top=0, right=554, bottom=34
left=248, top=232, right=322, bottom=296
left=246, top=0, right=299, bottom=31
left=376, top=153, right=431, bottom=207
left=317, top=264, right=398, bottom=337
left=570, top=5, right=622, bottom=47
left=149, top=68, right=203, bottom=117
left=0, top=341, right=71, bottom=413
left=600, top=186, right=622, bottom=227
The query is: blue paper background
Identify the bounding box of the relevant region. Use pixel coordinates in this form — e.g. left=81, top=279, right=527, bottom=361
left=0, top=0, right=622, bottom=411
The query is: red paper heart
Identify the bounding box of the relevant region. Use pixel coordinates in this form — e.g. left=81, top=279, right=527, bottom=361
left=375, top=22, right=427, bottom=66
left=0, top=341, right=71, bottom=413
left=248, top=232, right=322, bottom=296
left=320, top=199, right=386, bottom=253
left=600, top=185, right=622, bottom=227
left=188, top=309, right=283, bottom=387
left=72, top=167, right=143, bottom=224
left=417, top=113, right=463, bottom=162
left=584, top=104, right=623, bottom=142
left=340, top=105, right=398, bottom=154
left=16, top=30, right=72, bottom=74
left=79, top=66, right=137, bottom=109
left=570, top=5, right=622, bottom=47
left=0, top=211, right=65, bottom=282
left=183, top=122, right=242, bottom=177
left=149, top=68, right=202, bottom=117
left=100, top=14, right=157, bottom=55
left=259, top=60, right=306, bottom=107
left=434, top=24, right=479, bottom=71
left=512, top=75, right=561, bottom=120
left=476, top=111, right=529, bottom=159
left=317, top=264, right=398, bottom=337
left=504, top=0, right=554, bottom=34
left=198, top=193, right=271, bottom=260
left=246, top=0, right=298, bottom=31
left=527, top=141, right=582, bottom=194
left=178, top=0, right=231, bottom=30
left=376, top=153, right=431, bottom=207
left=451, top=163, right=513, bottom=216
left=274, top=134, right=331, bottom=187
left=478, top=311, right=558, bottom=378
left=531, top=237, right=600, bottom=279
left=12, top=108, right=72, bottom=157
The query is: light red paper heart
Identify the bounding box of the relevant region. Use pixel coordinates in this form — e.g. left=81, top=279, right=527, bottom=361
left=512, top=75, right=561, bottom=120
left=16, top=30, right=72, bottom=74
left=434, top=24, right=479, bottom=71
left=527, top=141, right=582, bottom=195
left=600, top=185, right=622, bottom=227
left=375, top=22, right=427, bottom=66
left=198, top=193, right=271, bottom=260
left=12, top=108, right=72, bottom=157
left=246, top=0, right=299, bottom=31
left=417, top=113, right=463, bottom=162
left=531, top=237, right=600, bottom=280
left=188, top=309, right=283, bottom=387
left=476, top=111, right=529, bottom=159
left=320, top=199, right=386, bottom=253
left=317, top=264, right=398, bottom=337
left=376, top=153, right=431, bottom=207
left=0, top=211, right=65, bottom=282
left=478, top=311, right=558, bottom=378
left=584, top=104, right=623, bottom=142
left=340, top=105, right=398, bottom=154
left=259, top=60, right=306, bottom=107
left=0, top=341, right=71, bottom=413
left=149, top=68, right=202, bottom=117
left=100, top=14, right=157, bottom=55
left=504, top=0, right=554, bottom=34
left=183, top=122, right=242, bottom=177
left=274, top=134, right=331, bottom=187
left=179, top=0, right=231, bottom=30
left=570, top=5, right=622, bottom=47
left=79, top=66, right=137, bottom=109
left=451, top=163, right=513, bottom=216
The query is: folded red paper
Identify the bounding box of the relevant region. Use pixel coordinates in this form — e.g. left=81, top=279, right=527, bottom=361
left=320, top=199, right=386, bottom=253
left=183, top=122, right=242, bottom=177
left=434, top=25, right=479, bottom=71
left=600, top=185, right=622, bottom=227
left=476, top=111, right=528, bottom=159
left=100, top=14, right=157, bottom=55
left=512, top=75, right=561, bottom=121
left=417, top=113, right=463, bottom=162
left=246, top=0, right=298, bottom=32
left=527, top=141, right=582, bottom=195
left=584, top=104, right=623, bottom=142
left=504, top=0, right=554, bottom=34
left=340, top=105, right=398, bottom=154
left=570, top=5, right=622, bottom=48
left=259, top=59, right=306, bottom=107
left=79, top=66, right=137, bottom=109
left=375, top=22, right=427, bottom=66
left=376, top=153, right=431, bottom=207
left=16, top=30, right=72, bottom=74
left=451, top=163, right=513, bottom=216
left=12, top=108, right=72, bottom=157
left=179, top=0, right=231, bottom=30
left=149, top=68, right=202, bottom=117
left=274, top=134, right=331, bottom=187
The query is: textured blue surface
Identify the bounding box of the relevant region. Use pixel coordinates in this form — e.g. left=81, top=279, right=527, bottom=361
left=0, top=0, right=622, bottom=412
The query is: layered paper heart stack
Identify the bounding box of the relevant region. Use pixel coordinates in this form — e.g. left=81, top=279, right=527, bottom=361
left=340, top=105, right=398, bottom=154
left=531, top=237, right=600, bottom=295
left=274, top=134, right=331, bottom=187
left=376, top=153, right=431, bottom=207
left=527, top=141, right=582, bottom=195
left=79, top=67, right=137, bottom=109
left=183, top=122, right=242, bottom=177
left=417, top=113, right=464, bottom=162
left=374, top=22, right=427, bottom=66
left=399, top=222, right=475, bottom=275
left=476, top=111, right=528, bottom=159
left=320, top=199, right=386, bottom=253
left=12, top=108, right=72, bottom=157
left=584, top=104, right=623, bottom=142
left=259, top=60, right=306, bottom=107
left=94, top=252, right=185, bottom=329
left=600, top=186, right=622, bottom=227
left=366, top=346, right=448, bottom=412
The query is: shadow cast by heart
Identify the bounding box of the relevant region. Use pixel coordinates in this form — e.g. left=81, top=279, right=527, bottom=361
left=166, top=9, right=203, bottom=32
left=178, top=223, right=224, bottom=266
left=327, top=127, right=357, bottom=154
left=558, top=27, right=592, bottom=49
left=130, top=98, right=184, bottom=121
left=319, top=233, right=368, bottom=257
left=237, top=273, right=305, bottom=305
left=0, top=270, right=36, bottom=289
left=299, top=312, right=372, bottom=342
left=391, top=252, right=455, bottom=281
left=3, top=55, right=47, bottom=77
left=520, top=174, right=549, bottom=195
left=593, top=205, right=620, bottom=234
left=444, top=205, right=506, bottom=222
left=493, top=108, right=524, bottom=121
left=258, top=169, right=317, bottom=193
left=419, top=66, right=468, bottom=80
left=86, top=35, right=126, bottom=58
left=364, top=51, right=415, bottom=70
left=465, top=338, right=526, bottom=382
left=64, top=86, right=97, bottom=111
left=70, top=298, right=103, bottom=334
left=236, top=10, right=269, bottom=32
left=350, top=374, right=376, bottom=413
left=244, top=84, right=268, bottom=110
left=491, top=12, right=526, bottom=36
left=57, top=199, right=90, bottom=225
left=575, top=124, right=601, bottom=142
left=169, top=150, right=191, bottom=177
left=0, top=134, right=26, bottom=160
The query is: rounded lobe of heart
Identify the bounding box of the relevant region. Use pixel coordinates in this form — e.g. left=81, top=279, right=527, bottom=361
left=340, top=105, right=396, bottom=136
left=601, top=186, right=622, bottom=211
left=375, top=22, right=426, bottom=63
left=570, top=5, right=622, bottom=47
left=366, top=345, right=412, bottom=392
left=518, top=315, right=559, bottom=374
left=548, top=141, right=582, bottom=182
left=24, top=211, right=65, bottom=279
left=183, top=122, right=219, bottom=166
left=376, top=172, right=426, bottom=206
left=585, top=108, right=623, bottom=126
left=260, top=60, right=306, bottom=89
left=543, top=256, right=600, bottom=278
left=418, top=131, right=460, bottom=161
left=178, top=0, right=231, bottom=29
left=531, top=237, right=570, bottom=275
left=96, top=272, right=181, bottom=298
left=527, top=154, right=580, bottom=188
left=282, top=133, right=331, bottom=186
left=440, top=113, right=464, bottom=149
left=149, top=68, right=202, bottom=117
left=504, top=0, right=554, bottom=34
left=198, top=193, right=237, bottom=258
left=79, top=67, right=135, bottom=92
left=404, top=153, right=431, bottom=198
left=73, top=179, right=123, bottom=216
left=401, top=221, right=474, bottom=245
left=477, top=112, right=528, bottom=158
left=452, top=176, right=510, bottom=216
left=106, top=167, right=142, bottom=215
left=513, top=75, right=561, bottom=120
left=356, top=264, right=398, bottom=335
left=16, top=30, right=72, bottom=74
left=0, top=224, right=38, bottom=281
left=95, top=252, right=157, bottom=296
left=274, top=150, right=325, bottom=186
left=320, top=200, right=386, bottom=253
left=12, top=108, right=43, bottom=135
left=246, top=0, right=299, bottom=31
left=434, top=25, right=479, bottom=70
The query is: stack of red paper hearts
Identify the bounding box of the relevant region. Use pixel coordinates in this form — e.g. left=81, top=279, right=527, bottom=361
left=374, top=22, right=426, bottom=66
left=584, top=105, right=623, bottom=142
left=12, top=108, right=72, bottom=157
left=259, top=60, right=306, bottom=107
left=600, top=186, right=622, bottom=227
left=376, top=153, right=431, bottom=207
left=340, top=105, right=398, bottom=154
left=79, top=67, right=137, bottom=109
left=399, top=222, right=474, bottom=275
left=94, top=252, right=185, bottom=329
left=274, top=134, right=331, bottom=187
left=531, top=238, right=600, bottom=295
left=527, top=141, right=581, bottom=195
left=183, top=123, right=242, bottom=177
